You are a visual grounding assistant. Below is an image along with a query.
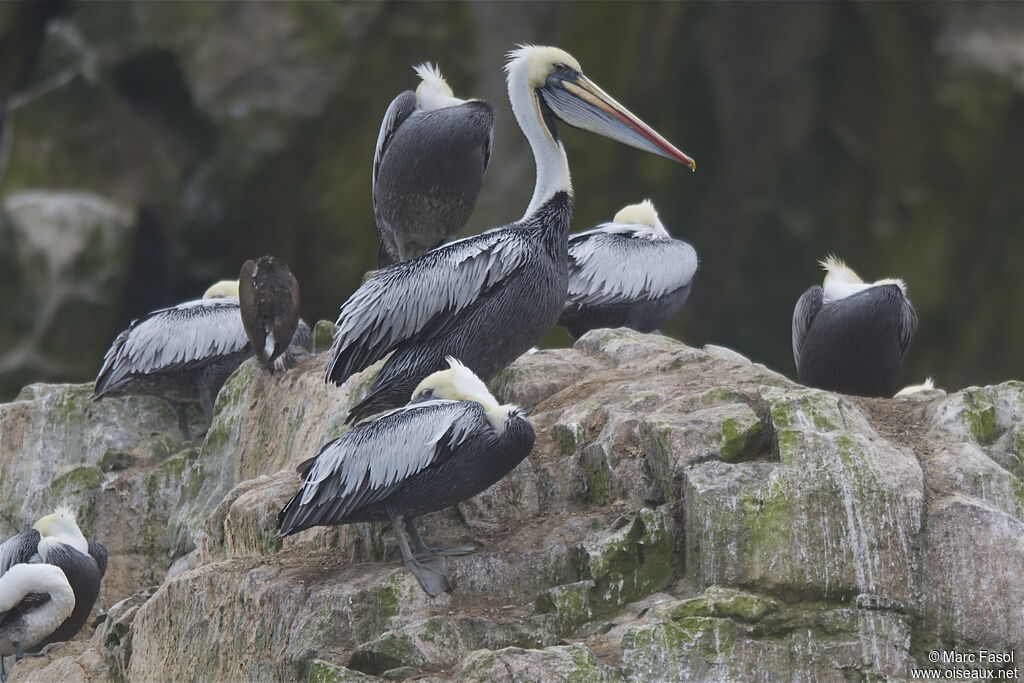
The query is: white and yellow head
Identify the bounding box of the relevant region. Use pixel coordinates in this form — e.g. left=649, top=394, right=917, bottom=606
left=410, top=357, right=518, bottom=430
left=203, top=280, right=240, bottom=299
left=819, top=255, right=906, bottom=302
left=413, top=63, right=465, bottom=111
left=613, top=200, right=667, bottom=236
left=33, top=506, right=88, bottom=555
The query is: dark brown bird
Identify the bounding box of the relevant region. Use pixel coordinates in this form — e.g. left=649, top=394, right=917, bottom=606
left=239, top=256, right=302, bottom=374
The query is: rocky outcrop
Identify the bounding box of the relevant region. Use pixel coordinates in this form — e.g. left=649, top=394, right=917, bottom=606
left=2, top=328, right=1022, bottom=681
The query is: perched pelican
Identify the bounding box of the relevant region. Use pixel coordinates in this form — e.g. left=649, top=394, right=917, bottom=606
left=0, top=508, right=107, bottom=661
left=280, top=358, right=534, bottom=596
left=558, top=199, right=698, bottom=338
left=328, top=45, right=695, bottom=425
left=93, top=280, right=310, bottom=438
left=238, top=256, right=302, bottom=374
left=0, top=564, right=74, bottom=678
left=895, top=377, right=941, bottom=397
left=792, top=256, right=918, bottom=397
left=373, top=63, right=494, bottom=266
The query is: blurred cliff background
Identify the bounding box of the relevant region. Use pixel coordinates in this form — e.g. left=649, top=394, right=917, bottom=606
left=1, top=0, right=1022, bottom=400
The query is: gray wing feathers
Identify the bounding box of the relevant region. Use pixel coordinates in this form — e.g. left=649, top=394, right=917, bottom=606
left=95, top=299, right=249, bottom=394
left=567, top=227, right=697, bottom=306
left=0, top=530, right=40, bottom=576
left=328, top=231, right=525, bottom=382
left=372, top=90, right=417, bottom=197
left=298, top=401, right=485, bottom=511
left=792, top=285, right=824, bottom=369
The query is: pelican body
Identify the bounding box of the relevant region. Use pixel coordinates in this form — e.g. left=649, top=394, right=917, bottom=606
left=792, top=256, right=917, bottom=397
left=0, top=508, right=107, bottom=660
left=374, top=63, right=494, bottom=266
left=328, top=45, right=695, bottom=425
left=280, top=359, right=534, bottom=596
left=559, top=200, right=698, bottom=338
left=0, top=563, right=74, bottom=668
left=239, top=256, right=302, bottom=374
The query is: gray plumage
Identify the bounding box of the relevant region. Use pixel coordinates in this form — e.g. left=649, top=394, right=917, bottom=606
left=92, top=298, right=251, bottom=439
left=239, top=256, right=302, bottom=374
left=559, top=219, right=698, bottom=338
left=373, top=73, right=494, bottom=266
left=327, top=193, right=572, bottom=424
left=792, top=284, right=918, bottom=397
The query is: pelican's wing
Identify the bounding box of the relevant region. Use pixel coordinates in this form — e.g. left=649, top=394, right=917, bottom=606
left=93, top=298, right=249, bottom=396
left=792, top=285, right=824, bottom=369
left=326, top=229, right=526, bottom=384
left=372, top=90, right=417, bottom=198
left=0, top=530, right=40, bottom=576
left=277, top=400, right=488, bottom=534
left=566, top=225, right=698, bottom=307
left=897, top=295, right=918, bottom=361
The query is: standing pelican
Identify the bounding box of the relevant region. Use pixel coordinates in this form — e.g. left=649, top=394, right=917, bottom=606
left=328, top=45, right=695, bottom=425
left=373, top=63, right=494, bottom=266
left=792, top=256, right=917, bottom=397
left=280, top=358, right=534, bottom=596
left=0, top=508, right=107, bottom=663
left=238, top=256, right=302, bottom=374
left=0, top=564, right=74, bottom=679
left=559, top=199, right=698, bottom=338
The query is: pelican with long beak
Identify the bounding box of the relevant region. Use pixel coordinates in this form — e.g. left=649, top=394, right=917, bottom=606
left=280, top=358, right=534, bottom=597
left=93, top=279, right=311, bottom=439
left=327, top=45, right=695, bottom=424
left=0, top=507, right=107, bottom=678
left=559, top=199, right=698, bottom=338
left=792, top=256, right=918, bottom=397
left=373, top=63, right=494, bottom=266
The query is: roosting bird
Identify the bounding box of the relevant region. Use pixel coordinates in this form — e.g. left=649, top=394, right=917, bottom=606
left=559, top=199, right=698, bottom=338
left=792, top=256, right=917, bottom=397
left=374, top=63, right=494, bottom=266
left=327, top=45, right=695, bottom=425
left=0, top=564, right=73, bottom=679
left=279, top=358, right=534, bottom=596
left=93, top=280, right=310, bottom=439
left=0, top=507, right=107, bottom=676
left=239, top=256, right=303, bottom=374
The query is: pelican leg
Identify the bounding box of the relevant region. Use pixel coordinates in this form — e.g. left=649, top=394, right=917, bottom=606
left=1, top=653, right=7, bottom=683
left=389, top=511, right=450, bottom=597
left=404, top=519, right=475, bottom=559
left=167, top=401, right=193, bottom=440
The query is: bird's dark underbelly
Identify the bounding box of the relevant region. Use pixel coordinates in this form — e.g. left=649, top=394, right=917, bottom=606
left=101, top=352, right=251, bottom=403
left=560, top=283, right=693, bottom=338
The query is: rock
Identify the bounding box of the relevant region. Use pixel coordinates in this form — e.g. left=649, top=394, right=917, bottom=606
left=2, top=328, right=1022, bottom=681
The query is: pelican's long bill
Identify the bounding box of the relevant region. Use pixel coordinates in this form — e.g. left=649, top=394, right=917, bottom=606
left=540, top=71, right=696, bottom=170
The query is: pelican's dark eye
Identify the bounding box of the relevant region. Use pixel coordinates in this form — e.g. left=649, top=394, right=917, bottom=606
left=553, top=63, right=568, bottom=73
left=419, top=388, right=434, bottom=399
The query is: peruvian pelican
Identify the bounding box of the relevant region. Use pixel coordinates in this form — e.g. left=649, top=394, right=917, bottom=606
left=559, top=199, right=698, bottom=338
left=792, top=256, right=918, bottom=397
left=0, top=508, right=107, bottom=674
left=374, top=63, right=494, bottom=266
left=238, top=256, right=303, bottom=374
left=327, top=45, right=695, bottom=425
left=279, top=358, right=534, bottom=597
left=93, top=280, right=311, bottom=439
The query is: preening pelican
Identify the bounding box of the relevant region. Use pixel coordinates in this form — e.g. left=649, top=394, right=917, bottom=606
left=328, top=45, right=695, bottom=425
left=239, top=256, right=303, bottom=374
left=0, top=508, right=106, bottom=668
left=559, top=199, right=698, bottom=338
left=792, top=256, right=917, bottom=397
left=0, top=564, right=74, bottom=678
left=93, top=280, right=310, bottom=438
left=280, top=358, right=534, bottom=596
left=374, top=63, right=494, bottom=266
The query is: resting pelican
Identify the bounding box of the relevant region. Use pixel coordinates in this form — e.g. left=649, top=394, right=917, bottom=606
left=0, top=564, right=74, bottom=679
left=558, top=199, right=698, bottom=338
left=280, top=358, right=534, bottom=596
left=792, top=256, right=917, bottom=397
left=239, top=256, right=303, bottom=374
left=0, top=508, right=107, bottom=663
left=374, top=63, right=494, bottom=266
left=328, top=45, right=695, bottom=425
left=93, top=280, right=310, bottom=438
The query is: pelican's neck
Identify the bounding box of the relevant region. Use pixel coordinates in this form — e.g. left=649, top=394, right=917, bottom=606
left=506, top=60, right=572, bottom=220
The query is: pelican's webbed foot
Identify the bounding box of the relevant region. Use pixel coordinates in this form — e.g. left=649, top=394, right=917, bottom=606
left=404, top=519, right=475, bottom=559
left=391, top=514, right=452, bottom=597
